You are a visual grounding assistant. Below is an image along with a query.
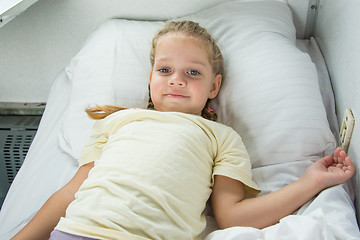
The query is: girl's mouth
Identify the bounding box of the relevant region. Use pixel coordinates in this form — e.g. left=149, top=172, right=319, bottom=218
left=164, top=93, right=189, bottom=98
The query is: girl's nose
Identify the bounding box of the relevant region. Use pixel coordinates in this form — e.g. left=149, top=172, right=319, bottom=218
left=168, top=73, right=186, bottom=87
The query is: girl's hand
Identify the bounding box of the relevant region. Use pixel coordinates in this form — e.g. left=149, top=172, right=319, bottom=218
left=304, top=147, right=355, bottom=190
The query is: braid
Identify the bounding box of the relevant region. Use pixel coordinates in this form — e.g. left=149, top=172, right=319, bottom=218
left=86, top=105, right=127, bottom=120
left=146, top=84, right=156, bottom=110
left=202, top=99, right=217, bottom=121
left=147, top=98, right=155, bottom=110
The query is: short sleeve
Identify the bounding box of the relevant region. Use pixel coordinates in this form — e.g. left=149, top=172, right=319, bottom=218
left=213, top=128, right=260, bottom=197
left=78, top=120, right=109, bottom=167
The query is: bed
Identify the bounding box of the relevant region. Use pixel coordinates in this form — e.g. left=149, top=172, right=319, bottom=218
left=0, top=0, right=359, bottom=239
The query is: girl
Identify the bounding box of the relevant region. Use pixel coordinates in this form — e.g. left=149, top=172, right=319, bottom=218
left=12, top=21, right=354, bottom=240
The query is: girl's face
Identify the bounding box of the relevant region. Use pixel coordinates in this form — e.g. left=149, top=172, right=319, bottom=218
left=150, top=32, right=221, bottom=116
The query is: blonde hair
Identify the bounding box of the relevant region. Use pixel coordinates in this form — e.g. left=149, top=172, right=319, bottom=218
left=87, top=20, right=224, bottom=121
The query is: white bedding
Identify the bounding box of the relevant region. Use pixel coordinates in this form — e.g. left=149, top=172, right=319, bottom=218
left=0, top=0, right=359, bottom=239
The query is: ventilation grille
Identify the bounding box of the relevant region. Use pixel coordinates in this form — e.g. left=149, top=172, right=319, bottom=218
left=0, top=114, right=41, bottom=208
left=3, top=133, right=35, bottom=183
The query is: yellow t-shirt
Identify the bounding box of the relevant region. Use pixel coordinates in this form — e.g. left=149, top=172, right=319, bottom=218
left=56, top=109, right=260, bottom=239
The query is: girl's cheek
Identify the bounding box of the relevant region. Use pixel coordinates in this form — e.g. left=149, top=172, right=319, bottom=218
left=153, top=81, right=162, bottom=92
left=194, top=82, right=208, bottom=93
left=150, top=80, right=163, bottom=97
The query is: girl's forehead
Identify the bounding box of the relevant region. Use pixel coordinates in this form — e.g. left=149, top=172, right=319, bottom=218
left=159, top=32, right=206, bottom=46
left=156, top=32, right=211, bottom=57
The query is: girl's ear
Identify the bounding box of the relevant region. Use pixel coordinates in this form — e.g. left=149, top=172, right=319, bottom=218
left=209, top=74, right=222, bottom=99
left=149, top=70, right=153, bottom=83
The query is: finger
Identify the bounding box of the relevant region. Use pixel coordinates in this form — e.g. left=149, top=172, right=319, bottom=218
left=333, top=147, right=342, bottom=163
left=344, top=156, right=354, bottom=168
left=338, top=150, right=348, bottom=164
left=342, top=157, right=355, bottom=178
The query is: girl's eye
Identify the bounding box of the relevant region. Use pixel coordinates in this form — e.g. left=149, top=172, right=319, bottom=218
left=187, top=70, right=200, bottom=76
left=159, top=68, right=170, bottom=73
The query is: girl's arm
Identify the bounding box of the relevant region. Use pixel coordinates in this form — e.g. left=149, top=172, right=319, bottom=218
left=211, top=147, right=355, bottom=229
left=11, top=162, right=94, bottom=240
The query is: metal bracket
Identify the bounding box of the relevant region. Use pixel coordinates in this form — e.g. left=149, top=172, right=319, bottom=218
left=304, top=0, right=320, bottom=39
left=339, top=109, right=355, bottom=152
left=0, top=102, right=45, bottom=115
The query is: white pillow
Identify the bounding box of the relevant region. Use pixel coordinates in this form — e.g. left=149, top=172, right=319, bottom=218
left=59, top=20, right=163, bottom=158
left=59, top=0, right=336, bottom=168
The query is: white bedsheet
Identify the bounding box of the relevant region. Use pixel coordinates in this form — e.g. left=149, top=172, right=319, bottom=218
left=203, top=161, right=359, bottom=239
left=206, top=209, right=337, bottom=240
